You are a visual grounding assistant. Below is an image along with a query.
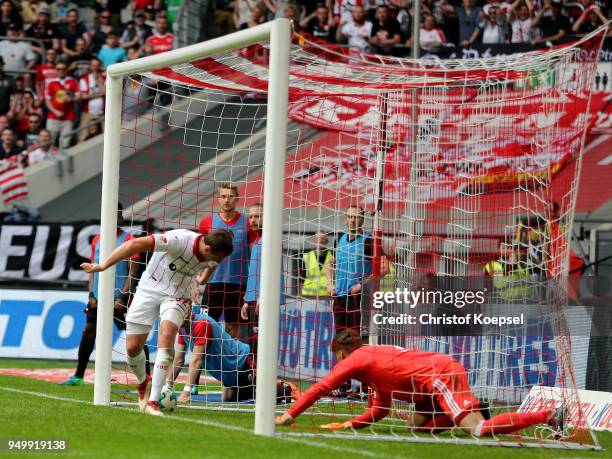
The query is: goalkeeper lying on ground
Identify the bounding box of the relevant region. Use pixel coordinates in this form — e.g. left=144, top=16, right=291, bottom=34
left=166, top=312, right=298, bottom=403
left=276, top=330, right=564, bottom=438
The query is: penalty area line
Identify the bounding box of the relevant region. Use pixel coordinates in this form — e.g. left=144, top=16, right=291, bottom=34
left=0, top=386, right=390, bottom=459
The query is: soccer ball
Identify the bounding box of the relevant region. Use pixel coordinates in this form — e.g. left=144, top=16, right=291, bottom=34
left=158, top=386, right=177, bottom=412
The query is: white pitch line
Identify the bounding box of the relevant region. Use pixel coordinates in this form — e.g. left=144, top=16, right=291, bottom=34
left=0, top=386, right=390, bottom=459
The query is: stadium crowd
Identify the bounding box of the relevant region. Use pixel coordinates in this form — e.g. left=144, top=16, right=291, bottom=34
left=0, top=0, right=609, bottom=167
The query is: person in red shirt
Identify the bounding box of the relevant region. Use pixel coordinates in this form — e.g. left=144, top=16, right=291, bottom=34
left=35, top=48, right=58, bottom=99
left=44, top=61, right=80, bottom=148
left=276, top=330, right=565, bottom=438
left=144, top=15, right=173, bottom=54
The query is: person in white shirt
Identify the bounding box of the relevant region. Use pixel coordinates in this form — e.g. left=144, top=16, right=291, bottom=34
left=508, top=0, right=534, bottom=43
left=81, top=228, right=234, bottom=416
left=467, top=6, right=507, bottom=45
left=0, top=23, right=37, bottom=72
left=78, top=57, right=105, bottom=142
left=333, top=0, right=371, bottom=25
left=27, top=128, right=57, bottom=164
left=336, top=5, right=373, bottom=51
left=413, top=13, right=446, bottom=53
left=482, top=0, right=512, bottom=15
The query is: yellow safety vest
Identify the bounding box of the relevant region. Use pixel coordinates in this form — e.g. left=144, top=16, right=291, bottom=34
left=484, top=261, right=532, bottom=300
left=301, top=250, right=332, bottom=297
left=380, top=262, right=396, bottom=292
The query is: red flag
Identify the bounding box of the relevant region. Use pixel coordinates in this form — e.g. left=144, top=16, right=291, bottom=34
left=0, top=162, right=29, bottom=205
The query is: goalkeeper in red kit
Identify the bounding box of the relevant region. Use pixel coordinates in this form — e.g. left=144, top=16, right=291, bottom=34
left=276, top=330, right=564, bottom=438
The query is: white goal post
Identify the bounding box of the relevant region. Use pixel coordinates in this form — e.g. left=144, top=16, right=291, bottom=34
left=93, top=19, right=292, bottom=437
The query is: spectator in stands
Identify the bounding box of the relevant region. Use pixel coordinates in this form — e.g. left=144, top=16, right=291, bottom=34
left=297, top=0, right=324, bottom=20
left=508, top=0, right=534, bottom=43
left=78, top=57, right=105, bottom=142
left=26, top=128, right=55, bottom=163
left=369, top=5, right=401, bottom=55
left=59, top=8, right=90, bottom=58
left=22, top=71, right=34, bottom=92
left=91, top=9, right=121, bottom=53
left=35, top=47, right=56, bottom=98
left=96, top=0, right=125, bottom=28
left=283, top=4, right=301, bottom=30
left=0, top=57, right=14, bottom=115
left=0, top=128, right=23, bottom=159
left=49, top=0, right=77, bottom=24
left=26, top=6, right=60, bottom=55
left=0, top=115, right=8, bottom=133
left=234, top=0, right=261, bottom=30
left=571, top=4, right=607, bottom=34
left=334, top=0, right=370, bottom=25
left=132, top=0, right=161, bottom=14
left=531, top=0, right=570, bottom=45
left=411, top=13, right=446, bottom=53
left=98, top=32, right=127, bottom=67
left=120, top=10, right=152, bottom=49
left=143, top=3, right=156, bottom=28
left=300, top=5, right=336, bottom=42
left=21, top=0, right=49, bottom=25
left=145, top=15, right=173, bottom=54
left=336, top=5, right=373, bottom=51
left=482, top=0, right=512, bottom=15
left=18, top=112, right=42, bottom=149
left=0, top=0, right=23, bottom=36
left=128, top=41, right=154, bottom=59
left=45, top=61, right=80, bottom=149
left=7, top=89, right=40, bottom=135
left=468, top=6, right=508, bottom=44
left=440, top=0, right=482, bottom=46
left=0, top=23, right=38, bottom=72
left=241, top=2, right=266, bottom=29
left=213, top=0, right=237, bottom=38
left=68, top=38, right=94, bottom=80
left=389, top=0, right=412, bottom=38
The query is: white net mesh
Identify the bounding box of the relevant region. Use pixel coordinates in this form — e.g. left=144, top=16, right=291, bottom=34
left=105, top=26, right=607, bottom=448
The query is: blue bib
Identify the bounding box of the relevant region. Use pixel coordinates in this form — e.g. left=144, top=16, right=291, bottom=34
left=92, top=231, right=131, bottom=300
left=244, top=238, right=285, bottom=303
left=209, top=213, right=250, bottom=285
left=335, top=232, right=372, bottom=296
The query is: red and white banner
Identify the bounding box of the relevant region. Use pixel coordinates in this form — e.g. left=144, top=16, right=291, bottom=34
left=519, top=385, right=612, bottom=432
left=0, top=161, right=28, bottom=206
left=242, top=91, right=612, bottom=210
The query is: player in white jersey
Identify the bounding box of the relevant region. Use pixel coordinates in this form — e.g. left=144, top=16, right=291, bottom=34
left=81, top=228, right=234, bottom=416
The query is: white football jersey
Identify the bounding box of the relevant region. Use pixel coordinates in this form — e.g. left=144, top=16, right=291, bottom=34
left=139, top=229, right=218, bottom=298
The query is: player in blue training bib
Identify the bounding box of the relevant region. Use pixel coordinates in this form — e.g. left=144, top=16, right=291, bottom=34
left=60, top=203, right=142, bottom=386
left=169, top=313, right=300, bottom=403
left=327, top=205, right=374, bottom=336
left=198, top=183, right=253, bottom=338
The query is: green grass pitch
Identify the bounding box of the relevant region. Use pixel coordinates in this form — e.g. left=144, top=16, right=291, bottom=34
left=0, top=359, right=609, bottom=458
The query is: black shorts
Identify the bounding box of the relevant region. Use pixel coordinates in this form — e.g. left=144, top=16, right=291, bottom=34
left=333, top=294, right=363, bottom=334
left=228, top=354, right=255, bottom=401
left=203, top=283, right=245, bottom=326
left=85, top=301, right=127, bottom=331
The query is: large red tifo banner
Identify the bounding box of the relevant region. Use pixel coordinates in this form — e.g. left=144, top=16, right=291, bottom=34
left=243, top=91, right=612, bottom=210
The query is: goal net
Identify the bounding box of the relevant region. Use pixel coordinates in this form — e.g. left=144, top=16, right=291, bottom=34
left=95, top=19, right=607, bottom=449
